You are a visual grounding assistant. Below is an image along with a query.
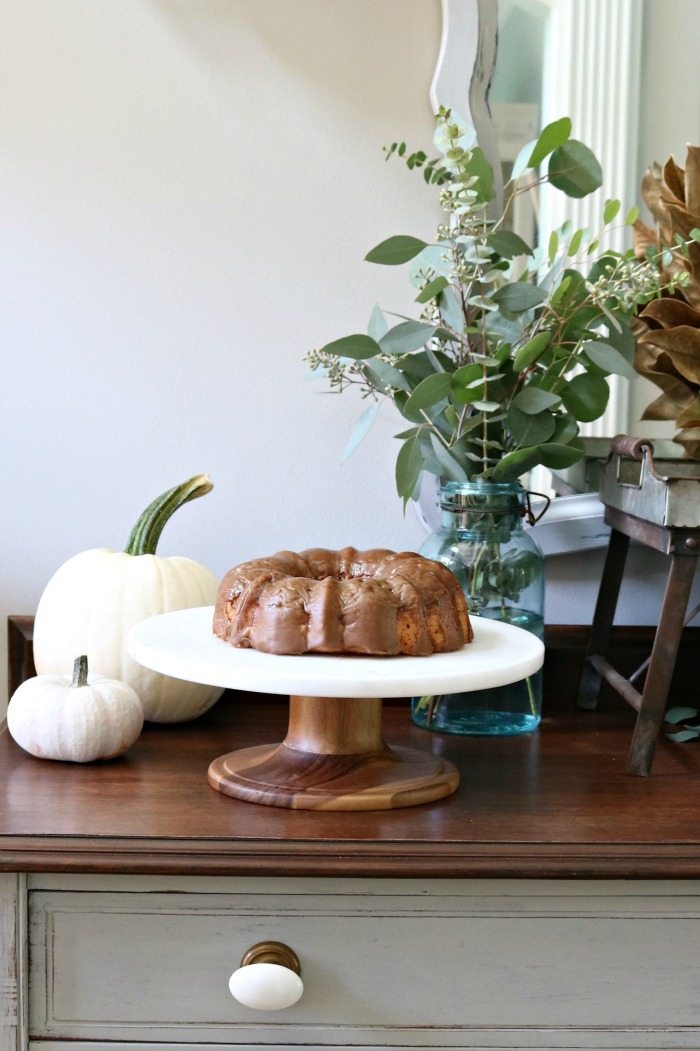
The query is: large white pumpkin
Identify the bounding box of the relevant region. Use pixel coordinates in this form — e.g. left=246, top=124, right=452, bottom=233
left=8, top=657, right=144, bottom=762
left=33, top=475, right=223, bottom=723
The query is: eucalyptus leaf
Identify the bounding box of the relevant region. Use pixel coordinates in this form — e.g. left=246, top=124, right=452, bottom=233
left=603, top=198, right=621, bottom=224
left=421, top=456, right=444, bottom=477
left=416, top=275, right=449, bottom=303
left=395, top=435, right=423, bottom=502
left=438, top=287, right=464, bottom=332
left=321, top=333, right=381, bottom=360
left=528, top=117, right=572, bottom=168
left=469, top=354, right=501, bottom=367
left=425, top=347, right=447, bottom=374
left=492, top=445, right=541, bottom=481
left=513, top=331, right=552, bottom=372
left=664, top=706, right=700, bottom=725
left=551, top=414, right=578, bottom=445
left=511, top=137, right=537, bottom=181
left=380, top=321, right=438, bottom=355
left=364, top=359, right=412, bottom=392
left=602, top=317, right=635, bottom=357
left=402, top=373, right=453, bottom=418
left=464, top=146, right=494, bottom=203
left=548, top=140, right=603, bottom=198
left=485, top=281, right=546, bottom=313
left=491, top=283, right=548, bottom=313
left=365, top=235, right=428, bottom=265
left=399, top=351, right=440, bottom=380
left=486, top=230, right=534, bottom=259
left=454, top=413, right=485, bottom=438
left=367, top=305, right=388, bottom=341
left=513, top=386, right=561, bottom=414
left=561, top=372, right=610, bottom=421
left=567, top=228, right=584, bottom=257
left=429, top=433, right=468, bottom=481
left=466, top=373, right=503, bottom=388
left=538, top=441, right=585, bottom=469
left=472, top=400, right=501, bottom=412
left=583, top=340, right=637, bottom=380
left=666, top=728, right=700, bottom=743
left=508, top=405, right=556, bottom=446
left=341, top=402, right=380, bottom=462
left=453, top=364, right=483, bottom=385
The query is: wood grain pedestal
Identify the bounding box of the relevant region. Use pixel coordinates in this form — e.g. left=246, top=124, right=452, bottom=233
left=207, top=694, right=459, bottom=810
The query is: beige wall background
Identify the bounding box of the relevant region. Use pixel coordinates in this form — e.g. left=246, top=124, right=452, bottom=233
left=1, top=0, right=699, bottom=712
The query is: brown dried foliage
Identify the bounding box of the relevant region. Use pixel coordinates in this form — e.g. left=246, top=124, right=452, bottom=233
left=633, top=146, right=700, bottom=457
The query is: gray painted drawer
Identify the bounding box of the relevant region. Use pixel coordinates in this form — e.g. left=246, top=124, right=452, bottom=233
left=28, top=881, right=700, bottom=1048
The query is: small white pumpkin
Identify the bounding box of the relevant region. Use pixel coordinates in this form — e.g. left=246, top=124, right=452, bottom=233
left=33, top=474, right=223, bottom=723
left=7, top=656, right=144, bottom=762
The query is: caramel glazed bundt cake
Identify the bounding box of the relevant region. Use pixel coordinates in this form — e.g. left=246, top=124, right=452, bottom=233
left=213, top=547, right=473, bottom=656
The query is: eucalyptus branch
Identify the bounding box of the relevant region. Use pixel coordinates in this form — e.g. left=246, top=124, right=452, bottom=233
left=306, top=109, right=691, bottom=498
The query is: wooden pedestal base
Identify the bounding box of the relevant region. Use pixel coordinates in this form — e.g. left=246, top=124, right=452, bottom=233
left=207, top=695, right=459, bottom=811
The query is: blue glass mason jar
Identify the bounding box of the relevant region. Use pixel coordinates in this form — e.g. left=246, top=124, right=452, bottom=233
left=412, top=480, right=544, bottom=735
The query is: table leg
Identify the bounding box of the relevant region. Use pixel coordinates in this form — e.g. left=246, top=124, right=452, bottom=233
left=576, top=527, right=630, bottom=710
left=626, top=553, right=697, bottom=776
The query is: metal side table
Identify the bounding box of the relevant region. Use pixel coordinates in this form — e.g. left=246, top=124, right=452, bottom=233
left=576, top=436, right=700, bottom=776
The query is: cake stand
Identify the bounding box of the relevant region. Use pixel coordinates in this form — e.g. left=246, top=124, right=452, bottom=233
left=128, top=607, right=544, bottom=812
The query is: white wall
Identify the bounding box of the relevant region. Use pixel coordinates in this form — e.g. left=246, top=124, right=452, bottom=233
left=0, top=0, right=440, bottom=708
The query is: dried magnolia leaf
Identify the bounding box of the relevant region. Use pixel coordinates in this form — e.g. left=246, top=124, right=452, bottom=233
left=674, top=427, right=700, bottom=458
left=640, top=298, right=700, bottom=329
left=665, top=202, right=700, bottom=256
left=634, top=343, right=696, bottom=415
left=681, top=281, right=700, bottom=312
left=662, top=155, right=686, bottom=205
left=633, top=147, right=700, bottom=441
left=639, top=327, right=700, bottom=383
left=640, top=164, right=667, bottom=222
left=642, top=392, right=691, bottom=421
left=632, top=217, right=657, bottom=259
left=676, top=396, right=700, bottom=428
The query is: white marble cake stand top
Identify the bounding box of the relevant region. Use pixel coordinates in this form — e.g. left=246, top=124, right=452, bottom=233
left=128, top=606, right=544, bottom=699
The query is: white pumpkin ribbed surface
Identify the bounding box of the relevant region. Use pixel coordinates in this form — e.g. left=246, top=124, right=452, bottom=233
left=33, top=549, right=223, bottom=722
left=7, top=673, right=144, bottom=763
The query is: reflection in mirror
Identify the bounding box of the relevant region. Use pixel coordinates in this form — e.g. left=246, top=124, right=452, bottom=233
left=490, top=0, right=644, bottom=442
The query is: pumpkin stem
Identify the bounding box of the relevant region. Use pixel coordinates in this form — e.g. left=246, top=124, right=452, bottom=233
left=72, top=655, right=89, bottom=688
left=124, top=474, right=213, bottom=556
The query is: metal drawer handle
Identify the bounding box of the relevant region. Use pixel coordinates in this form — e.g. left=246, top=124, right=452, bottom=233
left=229, top=941, right=304, bottom=1011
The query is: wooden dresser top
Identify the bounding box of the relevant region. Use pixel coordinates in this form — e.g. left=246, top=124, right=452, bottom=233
left=1, top=689, right=699, bottom=879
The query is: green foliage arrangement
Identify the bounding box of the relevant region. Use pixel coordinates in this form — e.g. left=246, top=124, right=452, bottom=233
left=307, top=110, right=691, bottom=506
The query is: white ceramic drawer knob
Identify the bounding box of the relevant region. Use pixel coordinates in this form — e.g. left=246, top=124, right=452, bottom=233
left=229, top=941, right=304, bottom=1011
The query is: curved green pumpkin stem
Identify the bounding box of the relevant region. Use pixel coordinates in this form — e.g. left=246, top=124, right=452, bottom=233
left=125, top=474, right=213, bottom=556
left=72, top=655, right=89, bottom=688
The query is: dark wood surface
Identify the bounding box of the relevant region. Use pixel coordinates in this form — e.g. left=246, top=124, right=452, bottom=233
left=2, top=675, right=700, bottom=878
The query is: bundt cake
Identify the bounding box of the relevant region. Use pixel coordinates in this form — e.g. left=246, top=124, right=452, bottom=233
left=213, top=546, right=473, bottom=656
